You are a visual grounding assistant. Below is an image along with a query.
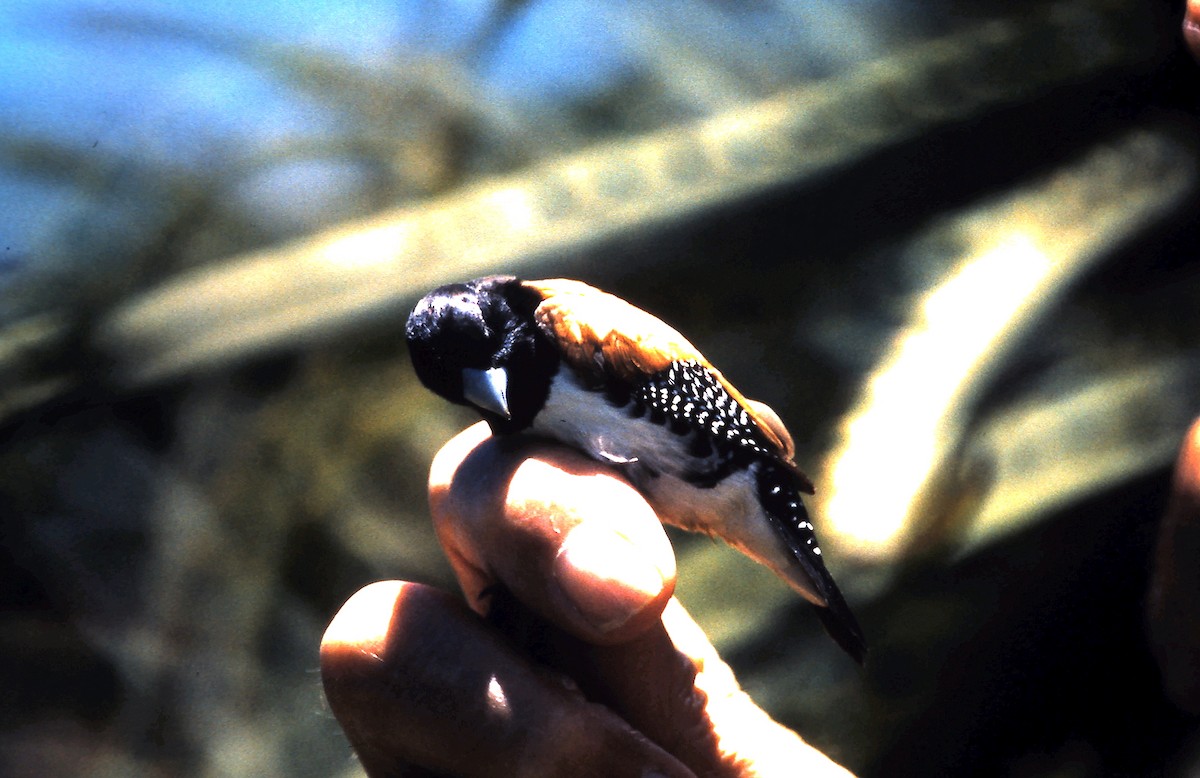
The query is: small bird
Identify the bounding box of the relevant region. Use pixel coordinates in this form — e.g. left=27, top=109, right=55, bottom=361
left=406, top=276, right=866, bottom=663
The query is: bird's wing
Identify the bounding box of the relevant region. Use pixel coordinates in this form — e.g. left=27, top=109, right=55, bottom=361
left=526, top=278, right=812, bottom=492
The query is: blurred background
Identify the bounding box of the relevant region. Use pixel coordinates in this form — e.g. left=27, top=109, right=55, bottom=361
left=1, top=0, right=1199, bottom=775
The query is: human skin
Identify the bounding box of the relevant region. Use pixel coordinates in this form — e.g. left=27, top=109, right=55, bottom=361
left=1148, top=417, right=1200, bottom=714
left=321, top=422, right=856, bottom=777
left=1185, top=0, right=1200, bottom=62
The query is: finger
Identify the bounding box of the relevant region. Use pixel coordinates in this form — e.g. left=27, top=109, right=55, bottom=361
left=460, top=587, right=855, bottom=777
left=320, top=580, right=697, bottom=778
left=1148, top=417, right=1200, bottom=713
left=532, top=599, right=856, bottom=777
left=428, top=422, right=677, bottom=645
left=660, top=601, right=858, bottom=777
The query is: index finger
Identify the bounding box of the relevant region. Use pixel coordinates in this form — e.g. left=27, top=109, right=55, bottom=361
left=428, top=422, right=678, bottom=645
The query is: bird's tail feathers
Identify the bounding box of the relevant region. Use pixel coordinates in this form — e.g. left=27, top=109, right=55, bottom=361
left=756, top=464, right=867, bottom=664
left=813, top=578, right=867, bottom=665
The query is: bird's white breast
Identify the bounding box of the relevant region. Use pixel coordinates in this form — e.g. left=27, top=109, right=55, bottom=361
left=528, top=371, right=815, bottom=600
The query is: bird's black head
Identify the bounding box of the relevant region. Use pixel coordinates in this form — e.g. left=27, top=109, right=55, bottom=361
left=405, top=276, right=557, bottom=433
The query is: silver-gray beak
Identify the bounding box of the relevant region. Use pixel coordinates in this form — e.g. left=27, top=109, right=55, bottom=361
left=463, top=366, right=511, bottom=419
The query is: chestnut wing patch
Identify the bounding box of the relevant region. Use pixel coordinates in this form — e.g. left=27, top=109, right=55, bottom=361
left=528, top=278, right=695, bottom=381
left=526, top=278, right=810, bottom=490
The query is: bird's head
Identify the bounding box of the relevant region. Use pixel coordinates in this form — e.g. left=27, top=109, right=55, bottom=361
left=406, top=276, right=556, bottom=432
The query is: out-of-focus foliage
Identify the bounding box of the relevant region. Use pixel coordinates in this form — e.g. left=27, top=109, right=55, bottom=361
left=1, top=1, right=1199, bottom=776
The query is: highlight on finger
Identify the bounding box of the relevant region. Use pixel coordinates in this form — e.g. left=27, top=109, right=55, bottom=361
left=427, top=423, right=677, bottom=644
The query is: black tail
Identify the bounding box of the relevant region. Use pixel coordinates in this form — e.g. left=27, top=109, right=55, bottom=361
left=756, top=464, right=867, bottom=665
left=813, top=574, right=868, bottom=665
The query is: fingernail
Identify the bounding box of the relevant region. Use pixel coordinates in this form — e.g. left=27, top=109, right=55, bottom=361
left=554, top=524, right=667, bottom=634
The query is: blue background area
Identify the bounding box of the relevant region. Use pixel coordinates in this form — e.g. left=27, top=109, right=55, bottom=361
left=0, top=0, right=899, bottom=287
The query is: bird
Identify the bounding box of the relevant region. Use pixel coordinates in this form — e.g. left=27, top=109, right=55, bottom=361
left=405, top=275, right=866, bottom=663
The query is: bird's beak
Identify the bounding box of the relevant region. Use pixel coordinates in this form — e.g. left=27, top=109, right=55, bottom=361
left=462, top=366, right=512, bottom=419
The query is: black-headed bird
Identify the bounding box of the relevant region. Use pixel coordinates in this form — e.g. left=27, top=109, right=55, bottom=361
left=406, top=276, right=865, bottom=663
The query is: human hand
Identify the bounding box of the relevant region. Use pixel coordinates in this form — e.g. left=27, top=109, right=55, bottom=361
left=321, top=422, right=856, bottom=777
left=1148, top=417, right=1200, bottom=713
